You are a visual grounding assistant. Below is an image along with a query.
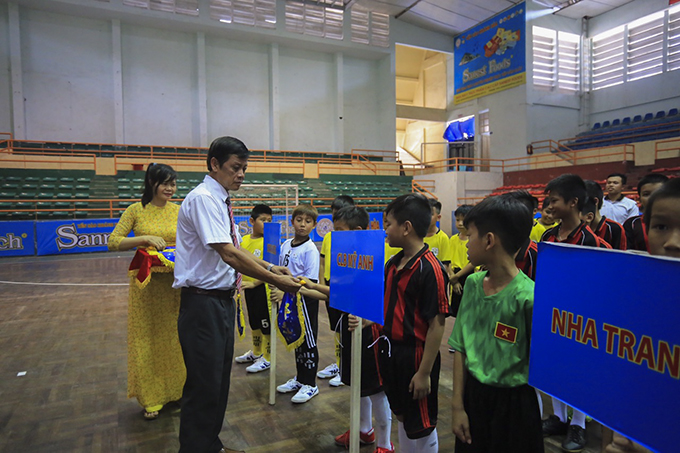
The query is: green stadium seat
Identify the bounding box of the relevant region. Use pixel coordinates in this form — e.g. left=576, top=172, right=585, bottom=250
left=5, top=176, right=21, bottom=183
left=40, top=184, right=56, bottom=191
left=24, top=177, right=40, bottom=183
left=52, top=211, right=70, bottom=219
left=75, top=192, right=89, bottom=199
left=75, top=185, right=89, bottom=191
left=118, top=185, right=131, bottom=191
left=56, top=193, right=72, bottom=199
left=55, top=201, right=71, bottom=209
left=0, top=191, right=15, bottom=198
left=11, top=211, right=30, bottom=220
left=77, top=177, right=90, bottom=183
left=37, top=211, right=51, bottom=219
left=58, top=184, right=74, bottom=191
left=119, top=201, right=133, bottom=208
left=42, top=177, right=58, bottom=183
left=118, top=178, right=130, bottom=184
left=118, top=192, right=133, bottom=199
left=0, top=211, right=11, bottom=220
left=0, top=201, right=12, bottom=209
left=75, top=201, right=88, bottom=209
left=36, top=193, right=53, bottom=199
left=16, top=202, right=33, bottom=209
left=75, top=211, right=89, bottom=218
left=1, top=183, right=18, bottom=190
left=60, top=177, right=75, bottom=183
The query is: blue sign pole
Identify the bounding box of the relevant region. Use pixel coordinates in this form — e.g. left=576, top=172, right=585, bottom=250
left=529, top=242, right=680, bottom=453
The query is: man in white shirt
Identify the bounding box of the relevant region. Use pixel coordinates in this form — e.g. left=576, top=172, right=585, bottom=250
left=174, top=136, right=301, bottom=453
left=600, top=173, right=639, bottom=224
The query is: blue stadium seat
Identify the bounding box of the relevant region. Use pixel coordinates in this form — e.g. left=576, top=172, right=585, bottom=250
left=593, top=122, right=601, bottom=130
left=633, top=115, right=643, bottom=123
left=612, top=119, right=621, bottom=127
left=655, top=111, right=666, bottom=120
left=643, top=113, right=654, bottom=121
left=622, top=117, right=631, bottom=125
left=602, top=121, right=611, bottom=128
left=668, top=108, right=679, bottom=117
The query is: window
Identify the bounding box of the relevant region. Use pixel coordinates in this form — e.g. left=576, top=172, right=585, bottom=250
left=210, top=0, right=276, bottom=29
left=627, top=12, right=664, bottom=81
left=591, top=26, right=625, bottom=90
left=532, top=26, right=580, bottom=93
left=123, top=0, right=199, bottom=16
left=668, top=6, right=680, bottom=71
left=285, top=0, right=344, bottom=40
left=351, top=7, right=389, bottom=47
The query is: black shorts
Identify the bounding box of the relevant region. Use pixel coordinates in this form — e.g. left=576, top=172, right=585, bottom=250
left=455, top=373, right=544, bottom=453
left=244, top=285, right=271, bottom=335
left=340, top=318, right=383, bottom=397
left=449, top=267, right=469, bottom=317
left=324, top=278, right=343, bottom=331
left=378, top=341, right=440, bottom=439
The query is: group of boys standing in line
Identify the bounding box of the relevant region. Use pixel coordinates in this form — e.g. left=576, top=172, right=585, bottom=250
left=171, top=135, right=679, bottom=453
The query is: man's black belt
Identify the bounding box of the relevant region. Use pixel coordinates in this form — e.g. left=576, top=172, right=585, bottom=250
left=182, top=286, right=236, bottom=299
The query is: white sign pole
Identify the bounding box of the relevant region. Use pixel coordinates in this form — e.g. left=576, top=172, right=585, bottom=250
left=349, top=319, right=363, bottom=453
left=268, top=299, right=277, bottom=405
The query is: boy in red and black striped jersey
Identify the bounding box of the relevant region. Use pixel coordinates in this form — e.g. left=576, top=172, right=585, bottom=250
left=580, top=180, right=627, bottom=250
left=371, top=193, right=449, bottom=452
left=540, top=174, right=610, bottom=453
left=503, top=191, right=540, bottom=281
left=623, top=173, right=669, bottom=252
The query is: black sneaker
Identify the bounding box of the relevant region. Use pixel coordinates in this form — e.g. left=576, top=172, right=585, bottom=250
left=542, top=415, right=568, bottom=437
left=561, top=425, right=586, bottom=453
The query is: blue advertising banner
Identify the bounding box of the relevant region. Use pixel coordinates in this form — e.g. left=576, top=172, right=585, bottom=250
left=329, top=230, right=385, bottom=325
left=529, top=243, right=680, bottom=453
left=454, top=2, right=526, bottom=104
left=263, top=222, right=281, bottom=265
left=0, top=221, right=35, bottom=257
left=36, top=218, right=120, bottom=256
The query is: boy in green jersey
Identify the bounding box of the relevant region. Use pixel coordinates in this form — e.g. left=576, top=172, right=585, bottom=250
left=449, top=195, right=544, bottom=453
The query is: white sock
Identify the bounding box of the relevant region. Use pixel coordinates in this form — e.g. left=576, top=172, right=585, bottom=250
left=535, top=388, right=543, bottom=418
left=571, top=409, right=586, bottom=428
left=414, top=428, right=438, bottom=452
left=369, top=392, right=392, bottom=449
left=360, top=396, right=373, bottom=434
left=397, top=421, right=416, bottom=453
left=551, top=397, right=568, bottom=423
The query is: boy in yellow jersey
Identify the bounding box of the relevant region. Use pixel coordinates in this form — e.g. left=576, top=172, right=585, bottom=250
left=318, top=195, right=355, bottom=386
left=424, top=199, right=452, bottom=273
left=449, top=205, right=474, bottom=318
left=537, top=197, right=558, bottom=229
left=522, top=192, right=546, bottom=242
left=235, top=204, right=274, bottom=372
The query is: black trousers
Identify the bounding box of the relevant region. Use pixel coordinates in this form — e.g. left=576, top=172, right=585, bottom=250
left=177, top=289, right=236, bottom=453
left=295, top=296, right=319, bottom=386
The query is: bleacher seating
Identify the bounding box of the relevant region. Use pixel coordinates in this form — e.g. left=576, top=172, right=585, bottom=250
left=565, top=108, right=680, bottom=151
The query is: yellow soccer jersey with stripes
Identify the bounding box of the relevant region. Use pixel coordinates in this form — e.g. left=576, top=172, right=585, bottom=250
left=241, top=234, right=264, bottom=283
left=423, top=229, right=451, bottom=264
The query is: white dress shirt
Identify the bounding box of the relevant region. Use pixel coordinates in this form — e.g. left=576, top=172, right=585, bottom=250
left=601, top=196, right=639, bottom=225
left=173, top=175, right=241, bottom=290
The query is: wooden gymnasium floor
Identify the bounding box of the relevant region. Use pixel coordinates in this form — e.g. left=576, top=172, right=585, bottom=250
left=0, top=252, right=604, bottom=452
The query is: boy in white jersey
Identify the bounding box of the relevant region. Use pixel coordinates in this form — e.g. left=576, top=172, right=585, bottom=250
left=235, top=204, right=274, bottom=372
left=274, top=204, right=322, bottom=403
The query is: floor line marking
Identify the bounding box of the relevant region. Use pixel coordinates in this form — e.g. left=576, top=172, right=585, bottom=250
left=0, top=280, right=128, bottom=287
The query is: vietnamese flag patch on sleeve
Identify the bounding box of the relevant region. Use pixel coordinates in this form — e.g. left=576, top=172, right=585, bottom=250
left=494, top=322, right=518, bottom=344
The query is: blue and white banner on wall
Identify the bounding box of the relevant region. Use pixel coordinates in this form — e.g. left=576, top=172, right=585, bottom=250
left=36, top=219, right=120, bottom=256
left=454, top=1, right=526, bottom=104
left=529, top=243, right=680, bottom=453
left=0, top=221, right=35, bottom=257
left=330, top=230, right=385, bottom=325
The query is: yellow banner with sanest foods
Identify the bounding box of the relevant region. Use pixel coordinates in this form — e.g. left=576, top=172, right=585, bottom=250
left=454, top=2, right=526, bottom=104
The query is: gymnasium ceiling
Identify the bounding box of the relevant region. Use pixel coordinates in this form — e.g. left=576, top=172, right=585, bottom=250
left=350, top=0, right=635, bottom=36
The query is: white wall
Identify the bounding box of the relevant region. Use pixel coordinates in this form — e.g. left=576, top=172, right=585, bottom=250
left=587, top=0, right=680, bottom=125
left=206, top=37, right=270, bottom=150
left=1, top=0, right=455, bottom=154
left=20, top=9, right=114, bottom=143
left=0, top=3, right=12, bottom=134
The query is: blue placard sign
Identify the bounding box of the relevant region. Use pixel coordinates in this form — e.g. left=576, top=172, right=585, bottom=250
left=263, top=222, right=281, bottom=265
left=0, top=221, right=35, bottom=257
left=329, top=230, right=385, bottom=325
left=529, top=242, right=680, bottom=453
left=36, top=218, right=121, bottom=256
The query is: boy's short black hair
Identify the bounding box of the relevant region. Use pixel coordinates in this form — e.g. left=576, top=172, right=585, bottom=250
left=584, top=180, right=604, bottom=209
left=384, top=193, right=431, bottom=239
left=428, top=198, right=442, bottom=214
left=545, top=174, right=587, bottom=211
left=207, top=136, right=249, bottom=171
left=331, top=195, right=355, bottom=211
left=463, top=195, right=532, bottom=256
left=503, top=190, right=536, bottom=216
left=541, top=197, right=550, bottom=210
left=251, top=204, right=273, bottom=220
left=580, top=200, right=597, bottom=217
left=454, top=204, right=474, bottom=218
left=644, top=178, right=680, bottom=228
left=292, top=204, right=318, bottom=222
left=333, top=206, right=369, bottom=230
left=607, top=172, right=627, bottom=185
left=637, top=173, right=669, bottom=194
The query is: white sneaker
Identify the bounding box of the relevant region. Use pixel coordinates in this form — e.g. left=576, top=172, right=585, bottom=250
left=291, top=384, right=319, bottom=403
left=246, top=356, right=271, bottom=373
left=235, top=350, right=261, bottom=364
left=276, top=378, right=302, bottom=394
left=329, top=374, right=345, bottom=387
left=317, top=363, right=339, bottom=379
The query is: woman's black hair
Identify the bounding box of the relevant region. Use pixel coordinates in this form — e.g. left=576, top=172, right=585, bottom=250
left=644, top=178, right=680, bottom=228
left=141, top=163, right=177, bottom=207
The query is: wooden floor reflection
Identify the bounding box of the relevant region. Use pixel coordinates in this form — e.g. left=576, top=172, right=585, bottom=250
left=0, top=253, right=604, bottom=452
